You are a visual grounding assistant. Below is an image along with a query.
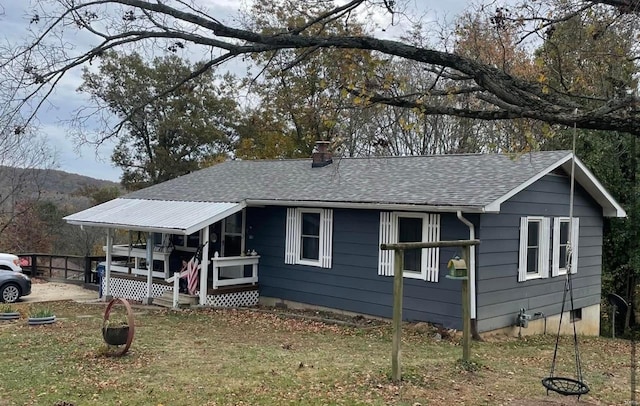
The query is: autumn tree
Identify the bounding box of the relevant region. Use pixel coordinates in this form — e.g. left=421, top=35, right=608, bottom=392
left=0, top=200, right=60, bottom=253
left=78, top=52, right=241, bottom=188
left=235, top=0, right=383, bottom=158
left=0, top=129, right=56, bottom=235
left=534, top=4, right=640, bottom=330
left=57, top=185, right=124, bottom=255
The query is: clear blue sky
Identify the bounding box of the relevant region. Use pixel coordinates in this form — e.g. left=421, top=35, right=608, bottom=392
left=0, top=0, right=472, bottom=182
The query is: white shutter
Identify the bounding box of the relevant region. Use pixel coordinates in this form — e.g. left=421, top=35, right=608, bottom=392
left=518, top=217, right=528, bottom=282
left=424, top=213, right=440, bottom=282
left=540, top=217, right=551, bottom=278
left=320, top=209, right=333, bottom=268
left=570, top=218, right=579, bottom=274
left=285, top=208, right=299, bottom=264
left=552, top=217, right=561, bottom=277
left=378, top=212, right=394, bottom=276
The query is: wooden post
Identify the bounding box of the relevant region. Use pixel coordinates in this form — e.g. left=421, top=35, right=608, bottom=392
left=391, top=249, right=404, bottom=382
left=30, top=254, right=37, bottom=277
left=462, top=246, right=471, bottom=361
left=381, top=239, right=480, bottom=377
left=84, top=256, right=91, bottom=284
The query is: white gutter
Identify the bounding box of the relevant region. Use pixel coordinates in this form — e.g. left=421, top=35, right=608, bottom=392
left=456, top=211, right=476, bottom=319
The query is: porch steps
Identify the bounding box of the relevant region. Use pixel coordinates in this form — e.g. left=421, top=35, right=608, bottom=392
left=153, top=291, right=198, bottom=308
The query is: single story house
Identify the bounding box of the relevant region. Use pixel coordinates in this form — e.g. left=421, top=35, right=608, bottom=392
left=64, top=146, right=625, bottom=335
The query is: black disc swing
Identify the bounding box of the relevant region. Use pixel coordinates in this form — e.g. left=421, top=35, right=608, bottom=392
left=541, top=119, right=589, bottom=399
left=541, top=267, right=589, bottom=397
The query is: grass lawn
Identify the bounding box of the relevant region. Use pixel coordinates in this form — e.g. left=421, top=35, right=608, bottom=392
left=0, top=300, right=634, bottom=405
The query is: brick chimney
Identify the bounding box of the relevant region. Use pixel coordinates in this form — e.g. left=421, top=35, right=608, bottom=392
left=311, top=140, right=333, bottom=168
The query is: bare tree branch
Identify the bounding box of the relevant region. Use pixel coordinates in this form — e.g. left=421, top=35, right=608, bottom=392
left=3, top=0, right=640, bottom=138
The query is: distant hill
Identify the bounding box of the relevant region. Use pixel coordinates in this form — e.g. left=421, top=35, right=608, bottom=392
left=0, top=166, right=121, bottom=210
left=23, top=167, right=118, bottom=195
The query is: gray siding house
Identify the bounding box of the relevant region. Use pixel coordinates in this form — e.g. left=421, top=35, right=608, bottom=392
left=65, top=149, right=625, bottom=335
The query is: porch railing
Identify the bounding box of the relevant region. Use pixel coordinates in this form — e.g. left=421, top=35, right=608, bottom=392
left=164, top=255, right=259, bottom=308
left=104, top=244, right=171, bottom=278
left=212, top=255, right=259, bottom=289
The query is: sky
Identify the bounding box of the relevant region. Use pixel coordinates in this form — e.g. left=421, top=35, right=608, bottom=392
left=0, top=0, right=472, bottom=182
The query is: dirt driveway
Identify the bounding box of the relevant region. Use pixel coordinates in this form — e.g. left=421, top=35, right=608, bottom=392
left=20, top=280, right=99, bottom=303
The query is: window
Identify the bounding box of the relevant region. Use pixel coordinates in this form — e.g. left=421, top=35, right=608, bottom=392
left=398, top=216, right=423, bottom=275
left=518, top=217, right=550, bottom=281
left=378, top=212, right=440, bottom=282
left=170, top=230, right=201, bottom=252
left=552, top=217, right=579, bottom=277
left=570, top=308, right=582, bottom=322
left=301, top=212, right=321, bottom=261
left=222, top=210, right=245, bottom=257
left=285, top=208, right=333, bottom=268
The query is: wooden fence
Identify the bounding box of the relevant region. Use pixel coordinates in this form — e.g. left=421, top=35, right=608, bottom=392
left=17, top=253, right=123, bottom=289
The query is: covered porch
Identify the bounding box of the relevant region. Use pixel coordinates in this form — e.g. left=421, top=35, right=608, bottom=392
left=63, top=198, right=260, bottom=308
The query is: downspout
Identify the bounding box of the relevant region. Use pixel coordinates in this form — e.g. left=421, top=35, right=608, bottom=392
left=456, top=211, right=481, bottom=340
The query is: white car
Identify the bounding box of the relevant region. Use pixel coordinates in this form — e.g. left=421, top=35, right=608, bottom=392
left=0, top=253, right=22, bottom=272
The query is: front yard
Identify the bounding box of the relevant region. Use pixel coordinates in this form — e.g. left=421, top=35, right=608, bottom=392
left=0, top=301, right=634, bottom=405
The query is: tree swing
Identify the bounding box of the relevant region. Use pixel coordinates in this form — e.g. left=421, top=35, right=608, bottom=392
left=541, top=122, right=589, bottom=398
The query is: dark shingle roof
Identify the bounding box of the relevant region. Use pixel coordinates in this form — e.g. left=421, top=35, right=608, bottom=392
left=124, top=151, right=571, bottom=209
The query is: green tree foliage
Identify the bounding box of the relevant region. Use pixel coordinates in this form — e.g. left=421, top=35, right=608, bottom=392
left=79, top=52, right=241, bottom=189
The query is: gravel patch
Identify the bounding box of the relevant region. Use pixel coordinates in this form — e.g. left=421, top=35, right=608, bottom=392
left=20, top=280, right=99, bottom=303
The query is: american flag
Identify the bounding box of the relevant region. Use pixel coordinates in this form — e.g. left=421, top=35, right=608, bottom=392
left=187, top=258, right=199, bottom=295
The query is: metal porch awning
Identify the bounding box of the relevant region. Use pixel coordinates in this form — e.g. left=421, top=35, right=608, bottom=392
left=63, top=198, right=245, bottom=235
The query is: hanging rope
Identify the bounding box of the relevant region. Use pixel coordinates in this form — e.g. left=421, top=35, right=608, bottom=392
left=542, top=113, right=589, bottom=398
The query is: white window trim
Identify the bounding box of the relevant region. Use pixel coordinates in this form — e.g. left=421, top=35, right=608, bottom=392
left=378, top=212, right=440, bottom=282
left=285, top=208, right=333, bottom=268
left=518, top=216, right=550, bottom=282
left=552, top=217, right=579, bottom=277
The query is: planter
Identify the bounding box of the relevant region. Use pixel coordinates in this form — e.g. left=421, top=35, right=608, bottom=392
left=102, top=326, right=130, bottom=346
left=102, top=298, right=135, bottom=356
left=28, top=315, right=56, bottom=325
left=0, top=312, right=20, bottom=321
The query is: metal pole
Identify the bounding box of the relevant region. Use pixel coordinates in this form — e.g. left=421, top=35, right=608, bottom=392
left=391, top=249, right=404, bottom=382
left=612, top=305, right=616, bottom=339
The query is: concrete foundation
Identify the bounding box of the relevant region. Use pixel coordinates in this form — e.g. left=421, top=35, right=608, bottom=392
left=483, top=303, right=601, bottom=337
left=261, top=297, right=601, bottom=337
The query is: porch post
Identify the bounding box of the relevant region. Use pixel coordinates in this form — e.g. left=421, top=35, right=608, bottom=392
left=144, top=232, right=153, bottom=304
left=104, top=228, right=113, bottom=300
left=199, top=226, right=210, bottom=305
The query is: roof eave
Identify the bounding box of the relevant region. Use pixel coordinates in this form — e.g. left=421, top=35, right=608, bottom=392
left=245, top=199, right=485, bottom=213
left=63, top=199, right=247, bottom=234
left=65, top=219, right=189, bottom=235
left=564, top=158, right=626, bottom=218
left=483, top=153, right=626, bottom=218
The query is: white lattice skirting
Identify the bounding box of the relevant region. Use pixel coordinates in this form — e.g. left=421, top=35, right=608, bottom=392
left=103, top=277, right=172, bottom=301
left=103, top=277, right=259, bottom=307
left=205, top=290, right=259, bottom=307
